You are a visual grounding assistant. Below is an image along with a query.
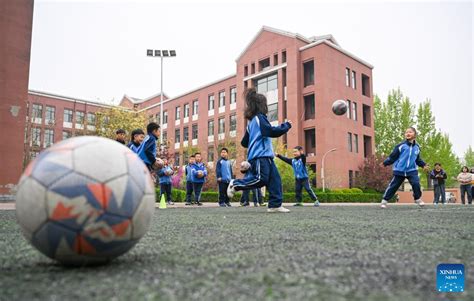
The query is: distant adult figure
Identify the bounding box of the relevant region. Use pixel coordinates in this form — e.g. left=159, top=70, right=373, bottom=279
left=115, top=129, right=126, bottom=145
left=457, top=166, right=472, bottom=205
left=430, top=163, right=447, bottom=205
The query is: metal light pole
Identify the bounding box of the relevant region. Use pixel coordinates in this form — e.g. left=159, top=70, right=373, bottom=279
left=321, top=148, right=337, bottom=192
left=146, top=49, right=176, bottom=147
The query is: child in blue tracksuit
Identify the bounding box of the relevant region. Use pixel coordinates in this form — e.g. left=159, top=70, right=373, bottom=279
left=157, top=159, right=174, bottom=205
left=276, top=146, right=319, bottom=207
left=185, top=155, right=197, bottom=206
left=128, top=128, right=145, bottom=154
left=191, top=152, right=207, bottom=205
left=137, top=122, right=160, bottom=171
left=216, top=148, right=234, bottom=207
left=227, top=88, right=292, bottom=213
left=381, top=127, right=430, bottom=209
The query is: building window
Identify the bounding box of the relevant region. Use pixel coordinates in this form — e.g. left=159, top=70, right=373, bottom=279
left=175, top=128, right=181, bottom=143
left=363, top=104, right=371, bottom=127
left=351, top=70, right=356, bottom=89
left=45, top=106, right=55, bottom=124
left=346, top=100, right=352, bottom=119
left=63, top=109, right=73, bottom=123
left=208, top=120, right=214, bottom=136
left=183, top=127, right=189, bottom=142
left=259, top=57, right=270, bottom=71
left=163, top=111, right=168, bottom=124
left=347, top=132, right=353, bottom=152
left=184, top=103, right=190, bottom=118
left=251, top=63, right=255, bottom=74
left=208, top=94, right=215, bottom=110
left=32, top=104, right=43, bottom=121
left=349, top=170, right=354, bottom=188
left=219, top=91, right=225, bottom=107
left=230, top=87, right=236, bottom=104
left=62, top=131, right=72, bottom=140
left=208, top=146, right=214, bottom=162
left=31, top=128, right=41, bottom=147
left=244, top=65, right=248, bottom=77
left=362, top=74, right=371, bottom=97
left=230, top=114, right=237, bottom=131
left=174, top=153, right=181, bottom=167
left=87, top=112, right=96, bottom=125
left=193, top=100, right=198, bottom=115
left=352, top=102, right=357, bottom=121
left=192, top=124, right=198, bottom=139
left=304, top=94, right=315, bottom=120
left=273, top=53, right=278, bottom=66
left=303, top=60, right=314, bottom=87
left=44, top=129, right=54, bottom=148
left=255, top=73, right=278, bottom=93
left=304, top=128, right=316, bottom=155
left=218, top=117, right=225, bottom=134
left=354, top=134, right=359, bottom=153
left=75, top=111, right=85, bottom=125
left=155, top=113, right=161, bottom=125
left=175, top=106, right=181, bottom=120
left=363, top=135, right=372, bottom=158
left=282, top=50, right=286, bottom=63
left=345, top=68, right=350, bottom=87
left=268, top=103, right=278, bottom=122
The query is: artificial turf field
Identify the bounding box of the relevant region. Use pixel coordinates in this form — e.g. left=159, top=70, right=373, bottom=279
left=1, top=205, right=473, bottom=301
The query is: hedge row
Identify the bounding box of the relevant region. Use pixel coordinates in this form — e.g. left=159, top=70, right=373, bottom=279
left=156, top=189, right=383, bottom=203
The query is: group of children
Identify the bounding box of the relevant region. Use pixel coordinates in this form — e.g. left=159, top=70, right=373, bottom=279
left=120, top=88, right=451, bottom=212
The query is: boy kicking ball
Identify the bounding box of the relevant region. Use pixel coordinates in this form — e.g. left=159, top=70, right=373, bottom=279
left=380, top=127, right=430, bottom=209
left=276, top=146, right=319, bottom=207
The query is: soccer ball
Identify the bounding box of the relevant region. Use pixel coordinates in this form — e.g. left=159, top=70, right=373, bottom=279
left=16, top=136, right=156, bottom=266
left=153, top=158, right=164, bottom=170
left=240, top=161, right=251, bottom=172
left=197, top=170, right=204, bottom=178
left=332, top=99, right=348, bottom=116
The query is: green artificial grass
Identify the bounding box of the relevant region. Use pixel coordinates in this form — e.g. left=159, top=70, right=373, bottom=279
left=0, top=205, right=473, bottom=301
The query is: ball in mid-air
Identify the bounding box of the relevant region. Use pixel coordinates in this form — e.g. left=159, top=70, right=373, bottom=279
left=332, top=99, right=348, bottom=116
left=240, top=161, right=251, bottom=172
left=16, top=136, right=156, bottom=266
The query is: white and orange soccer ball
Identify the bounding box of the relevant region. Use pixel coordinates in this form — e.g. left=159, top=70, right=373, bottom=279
left=16, top=136, right=156, bottom=265
left=240, top=161, right=251, bottom=172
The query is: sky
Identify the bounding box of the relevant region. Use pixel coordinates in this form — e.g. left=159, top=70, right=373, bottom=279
left=29, top=0, right=473, bottom=156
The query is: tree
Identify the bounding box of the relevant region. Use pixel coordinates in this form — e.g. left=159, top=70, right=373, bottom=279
left=354, top=155, right=393, bottom=192
left=464, top=146, right=474, bottom=167
left=95, top=107, right=147, bottom=143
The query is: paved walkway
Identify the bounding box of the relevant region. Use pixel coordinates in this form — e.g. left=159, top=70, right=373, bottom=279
left=0, top=202, right=462, bottom=210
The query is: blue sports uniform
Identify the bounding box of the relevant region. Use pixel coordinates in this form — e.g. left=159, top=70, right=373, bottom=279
left=216, top=157, right=234, bottom=205
left=277, top=153, right=318, bottom=203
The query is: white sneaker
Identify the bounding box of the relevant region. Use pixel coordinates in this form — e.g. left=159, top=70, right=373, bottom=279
left=267, top=206, right=290, bottom=213
left=227, top=180, right=236, bottom=198
left=380, top=200, right=388, bottom=209
left=415, top=199, right=425, bottom=207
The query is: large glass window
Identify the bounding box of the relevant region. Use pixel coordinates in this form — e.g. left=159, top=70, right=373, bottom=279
left=87, top=112, right=96, bottom=125
left=352, top=102, right=357, bottom=121
left=31, top=128, right=41, bottom=147
left=208, top=95, right=215, bottom=110
left=175, top=106, right=181, bottom=120
left=163, top=111, right=168, bottom=124
left=32, top=104, right=43, bottom=121
left=64, top=109, right=73, bottom=123
left=44, top=129, right=54, bottom=147
left=208, top=120, right=214, bottom=136
left=268, top=103, right=278, bottom=122
left=345, top=68, right=350, bottom=87
left=192, top=124, right=198, bottom=139
left=304, top=94, right=315, bottom=120
left=183, top=104, right=190, bottom=118
left=193, top=100, right=198, bottom=115
left=218, top=117, right=225, bottom=134
left=256, top=73, right=278, bottom=93
left=351, top=70, right=357, bottom=89
left=303, top=60, right=314, bottom=87
left=230, top=87, right=236, bottom=104
left=183, top=127, right=189, bottom=142
left=75, top=111, right=85, bottom=125
left=45, top=106, right=55, bottom=123
left=219, top=91, right=225, bottom=107
left=175, top=129, right=181, bottom=143
left=230, top=114, right=237, bottom=131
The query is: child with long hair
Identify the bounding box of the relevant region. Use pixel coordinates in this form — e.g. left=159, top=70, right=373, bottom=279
left=227, top=88, right=292, bottom=213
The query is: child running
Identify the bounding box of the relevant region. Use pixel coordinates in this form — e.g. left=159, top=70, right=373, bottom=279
left=216, top=147, right=234, bottom=207
left=185, top=155, right=196, bottom=206
left=380, top=127, right=430, bottom=209
left=191, top=152, right=206, bottom=206
left=276, top=146, right=319, bottom=207
left=227, top=88, right=292, bottom=213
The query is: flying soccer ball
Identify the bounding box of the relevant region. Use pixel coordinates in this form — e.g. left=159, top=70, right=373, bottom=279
left=16, top=136, right=156, bottom=266
left=332, top=99, right=348, bottom=116
left=240, top=161, right=251, bottom=173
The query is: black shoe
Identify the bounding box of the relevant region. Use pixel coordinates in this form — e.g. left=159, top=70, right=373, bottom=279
left=196, top=202, right=203, bottom=206
left=219, top=203, right=227, bottom=207
left=185, top=202, right=192, bottom=206
left=241, top=202, right=249, bottom=207
left=254, top=202, right=258, bottom=207
left=226, top=202, right=232, bottom=207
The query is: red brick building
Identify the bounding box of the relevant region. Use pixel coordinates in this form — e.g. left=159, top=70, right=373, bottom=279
left=22, top=26, right=374, bottom=188
left=0, top=0, right=34, bottom=195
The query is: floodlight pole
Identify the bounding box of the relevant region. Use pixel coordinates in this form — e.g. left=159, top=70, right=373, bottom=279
left=160, top=55, right=164, bottom=147
left=321, top=148, right=337, bottom=192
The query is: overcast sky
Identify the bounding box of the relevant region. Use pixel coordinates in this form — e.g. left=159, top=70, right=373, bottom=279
left=29, top=0, right=473, bottom=156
